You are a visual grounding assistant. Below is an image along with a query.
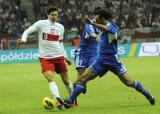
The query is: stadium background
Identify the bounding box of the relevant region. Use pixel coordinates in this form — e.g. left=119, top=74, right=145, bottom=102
left=0, top=0, right=160, bottom=63
left=0, top=0, right=160, bottom=114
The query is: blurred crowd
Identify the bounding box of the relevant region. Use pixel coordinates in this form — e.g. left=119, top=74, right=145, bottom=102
left=33, top=0, right=160, bottom=31
left=0, top=0, right=160, bottom=37
left=0, top=0, right=31, bottom=36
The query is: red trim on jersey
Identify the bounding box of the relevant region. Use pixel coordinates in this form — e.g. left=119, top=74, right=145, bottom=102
left=42, top=33, right=59, bottom=41
left=39, top=56, right=67, bottom=74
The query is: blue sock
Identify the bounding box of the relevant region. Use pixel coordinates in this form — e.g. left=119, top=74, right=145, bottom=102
left=68, top=84, right=85, bottom=103
left=133, top=80, right=148, bottom=96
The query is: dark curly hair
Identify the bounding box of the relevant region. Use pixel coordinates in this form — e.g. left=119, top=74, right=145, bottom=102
left=95, top=9, right=112, bottom=20
left=47, top=6, right=58, bottom=14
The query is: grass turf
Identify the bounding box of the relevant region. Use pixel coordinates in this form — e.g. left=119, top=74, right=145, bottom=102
left=0, top=56, right=160, bottom=114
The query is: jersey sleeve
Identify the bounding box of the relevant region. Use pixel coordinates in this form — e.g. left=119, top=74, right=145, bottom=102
left=60, top=41, right=67, bottom=58
left=59, top=25, right=67, bottom=58
left=107, top=23, right=119, bottom=43
left=86, top=24, right=96, bottom=37
left=107, top=23, right=119, bottom=34
left=21, top=21, right=40, bottom=42
left=59, top=25, right=65, bottom=40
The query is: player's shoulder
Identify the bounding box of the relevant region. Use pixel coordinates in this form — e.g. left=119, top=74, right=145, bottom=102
left=107, top=22, right=118, bottom=29
left=34, top=19, right=48, bottom=25
left=85, top=23, right=94, bottom=30
left=107, top=22, right=119, bottom=33
left=55, top=22, right=64, bottom=29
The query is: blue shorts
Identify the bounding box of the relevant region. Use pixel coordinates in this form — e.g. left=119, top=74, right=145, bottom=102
left=74, top=51, right=97, bottom=69
left=90, top=57, right=126, bottom=77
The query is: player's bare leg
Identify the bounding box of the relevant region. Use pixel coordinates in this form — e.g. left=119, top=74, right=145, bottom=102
left=43, top=71, right=64, bottom=109
left=57, top=68, right=98, bottom=109
left=77, top=68, right=97, bottom=85
left=59, top=72, right=73, bottom=94
left=76, top=68, right=87, bottom=94
left=59, top=71, right=78, bottom=107
left=43, top=71, right=55, bottom=82
left=118, top=72, right=155, bottom=105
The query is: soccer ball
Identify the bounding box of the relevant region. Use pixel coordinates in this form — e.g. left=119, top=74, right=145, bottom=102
left=42, top=96, right=57, bottom=110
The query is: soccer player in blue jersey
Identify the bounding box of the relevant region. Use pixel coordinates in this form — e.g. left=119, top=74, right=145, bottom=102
left=74, top=8, right=100, bottom=94
left=57, top=9, right=155, bottom=108
left=72, top=7, right=101, bottom=106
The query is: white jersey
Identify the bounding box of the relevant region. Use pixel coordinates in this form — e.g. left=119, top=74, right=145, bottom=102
left=21, top=19, right=67, bottom=58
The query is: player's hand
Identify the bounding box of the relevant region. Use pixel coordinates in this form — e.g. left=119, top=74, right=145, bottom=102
left=17, top=39, right=26, bottom=44
left=95, top=35, right=100, bottom=41
left=65, top=58, right=72, bottom=65
left=83, top=16, right=92, bottom=24
left=92, top=34, right=100, bottom=41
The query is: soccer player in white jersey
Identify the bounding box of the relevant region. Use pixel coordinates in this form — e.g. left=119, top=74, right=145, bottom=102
left=17, top=6, right=74, bottom=108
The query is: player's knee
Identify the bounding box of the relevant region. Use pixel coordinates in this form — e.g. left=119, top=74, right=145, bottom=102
left=125, top=81, right=134, bottom=87
left=77, top=78, right=86, bottom=85
left=46, top=77, right=53, bottom=82
left=77, top=78, right=83, bottom=84
left=43, top=73, right=54, bottom=82
left=62, top=79, right=69, bottom=85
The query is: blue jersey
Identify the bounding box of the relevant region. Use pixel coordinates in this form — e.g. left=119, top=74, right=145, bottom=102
left=77, top=23, right=99, bottom=53
left=74, top=22, right=99, bottom=68
left=98, top=22, right=119, bottom=61
left=90, top=22, right=126, bottom=76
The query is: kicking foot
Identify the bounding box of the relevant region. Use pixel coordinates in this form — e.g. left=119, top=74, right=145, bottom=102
left=56, top=97, right=72, bottom=109
left=145, top=90, right=155, bottom=105
left=82, top=85, right=87, bottom=94
left=71, top=99, right=78, bottom=108
left=55, top=97, right=65, bottom=110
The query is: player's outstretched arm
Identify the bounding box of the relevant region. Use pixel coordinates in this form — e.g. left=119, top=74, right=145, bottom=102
left=16, top=39, right=26, bottom=49
left=83, top=16, right=92, bottom=24
left=83, top=16, right=108, bottom=33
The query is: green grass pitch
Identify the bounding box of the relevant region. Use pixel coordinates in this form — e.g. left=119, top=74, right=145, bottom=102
left=0, top=56, right=160, bottom=114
